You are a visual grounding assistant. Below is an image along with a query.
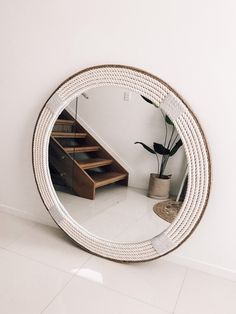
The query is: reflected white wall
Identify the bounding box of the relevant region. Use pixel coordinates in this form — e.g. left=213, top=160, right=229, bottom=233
left=69, top=87, right=186, bottom=195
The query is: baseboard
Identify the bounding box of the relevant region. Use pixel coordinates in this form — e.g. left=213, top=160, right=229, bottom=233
left=0, top=203, right=56, bottom=228
left=163, top=253, right=236, bottom=282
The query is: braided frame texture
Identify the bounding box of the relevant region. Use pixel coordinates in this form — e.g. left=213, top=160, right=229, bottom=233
left=33, top=65, right=210, bottom=262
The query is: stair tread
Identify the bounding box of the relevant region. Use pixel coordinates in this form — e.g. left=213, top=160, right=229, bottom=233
left=90, top=172, right=127, bottom=188
left=52, top=132, right=87, bottom=138
left=64, top=146, right=100, bottom=153
left=55, top=119, right=75, bottom=125
left=78, top=158, right=113, bottom=169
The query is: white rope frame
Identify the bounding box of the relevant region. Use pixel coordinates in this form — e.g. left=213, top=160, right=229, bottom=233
left=33, top=65, right=211, bottom=262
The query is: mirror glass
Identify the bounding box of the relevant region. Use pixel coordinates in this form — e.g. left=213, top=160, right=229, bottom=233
left=49, top=86, right=188, bottom=242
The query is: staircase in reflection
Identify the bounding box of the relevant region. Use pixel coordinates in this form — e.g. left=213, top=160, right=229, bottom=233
left=49, top=109, right=128, bottom=200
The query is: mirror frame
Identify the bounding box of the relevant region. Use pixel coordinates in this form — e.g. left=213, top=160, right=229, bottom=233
left=32, top=64, right=211, bottom=262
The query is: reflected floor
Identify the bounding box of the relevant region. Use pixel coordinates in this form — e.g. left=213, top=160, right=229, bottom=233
left=56, top=185, right=170, bottom=242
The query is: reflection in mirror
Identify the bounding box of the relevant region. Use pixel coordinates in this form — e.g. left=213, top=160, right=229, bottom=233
left=49, top=86, right=187, bottom=242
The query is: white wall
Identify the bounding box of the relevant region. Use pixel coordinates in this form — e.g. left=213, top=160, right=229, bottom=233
left=0, top=0, right=236, bottom=277
left=68, top=87, right=186, bottom=194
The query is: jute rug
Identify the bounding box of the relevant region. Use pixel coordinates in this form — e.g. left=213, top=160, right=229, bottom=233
left=153, top=200, right=182, bottom=223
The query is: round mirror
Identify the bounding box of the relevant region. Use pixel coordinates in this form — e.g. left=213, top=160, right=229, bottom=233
left=33, top=65, right=211, bottom=262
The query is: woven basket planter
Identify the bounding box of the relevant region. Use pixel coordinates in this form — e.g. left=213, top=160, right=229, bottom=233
left=148, top=174, right=171, bottom=200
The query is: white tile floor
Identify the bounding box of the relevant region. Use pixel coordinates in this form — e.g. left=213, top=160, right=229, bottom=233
left=56, top=185, right=170, bottom=242
left=0, top=211, right=236, bottom=314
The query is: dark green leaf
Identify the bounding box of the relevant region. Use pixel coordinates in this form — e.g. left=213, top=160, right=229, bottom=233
left=153, top=143, right=170, bottom=155
left=165, top=115, right=174, bottom=125
left=134, top=142, right=155, bottom=154
left=169, top=139, right=183, bottom=156
left=141, top=95, right=154, bottom=104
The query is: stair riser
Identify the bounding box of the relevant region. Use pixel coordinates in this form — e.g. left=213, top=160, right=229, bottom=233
left=52, top=134, right=87, bottom=139
left=95, top=175, right=127, bottom=188
left=80, top=161, right=113, bottom=170
left=65, top=147, right=100, bottom=153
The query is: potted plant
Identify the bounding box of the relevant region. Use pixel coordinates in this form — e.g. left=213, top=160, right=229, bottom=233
left=135, top=96, right=183, bottom=199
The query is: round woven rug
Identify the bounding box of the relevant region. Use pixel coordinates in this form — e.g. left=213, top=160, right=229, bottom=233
left=153, top=200, right=182, bottom=223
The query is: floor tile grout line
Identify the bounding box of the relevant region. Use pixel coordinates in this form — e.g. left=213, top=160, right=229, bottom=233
left=5, top=222, right=185, bottom=311
left=172, top=267, right=189, bottom=313
left=181, top=264, right=236, bottom=283
left=73, top=273, right=172, bottom=314
left=40, top=256, right=93, bottom=314
left=75, top=256, right=188, bottom=313
left=111, top=202, right=162, bottom=241
left=164, top=258, right=236, bottom=284
left=40, top=275, right=74, bottom=314
left=59, top=186, right=167, bottom=242
left=4, top=213, right=236, bottom=311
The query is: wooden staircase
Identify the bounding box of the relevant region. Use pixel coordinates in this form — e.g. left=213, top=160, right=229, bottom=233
left=49, top=110, right=128, bottom=200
